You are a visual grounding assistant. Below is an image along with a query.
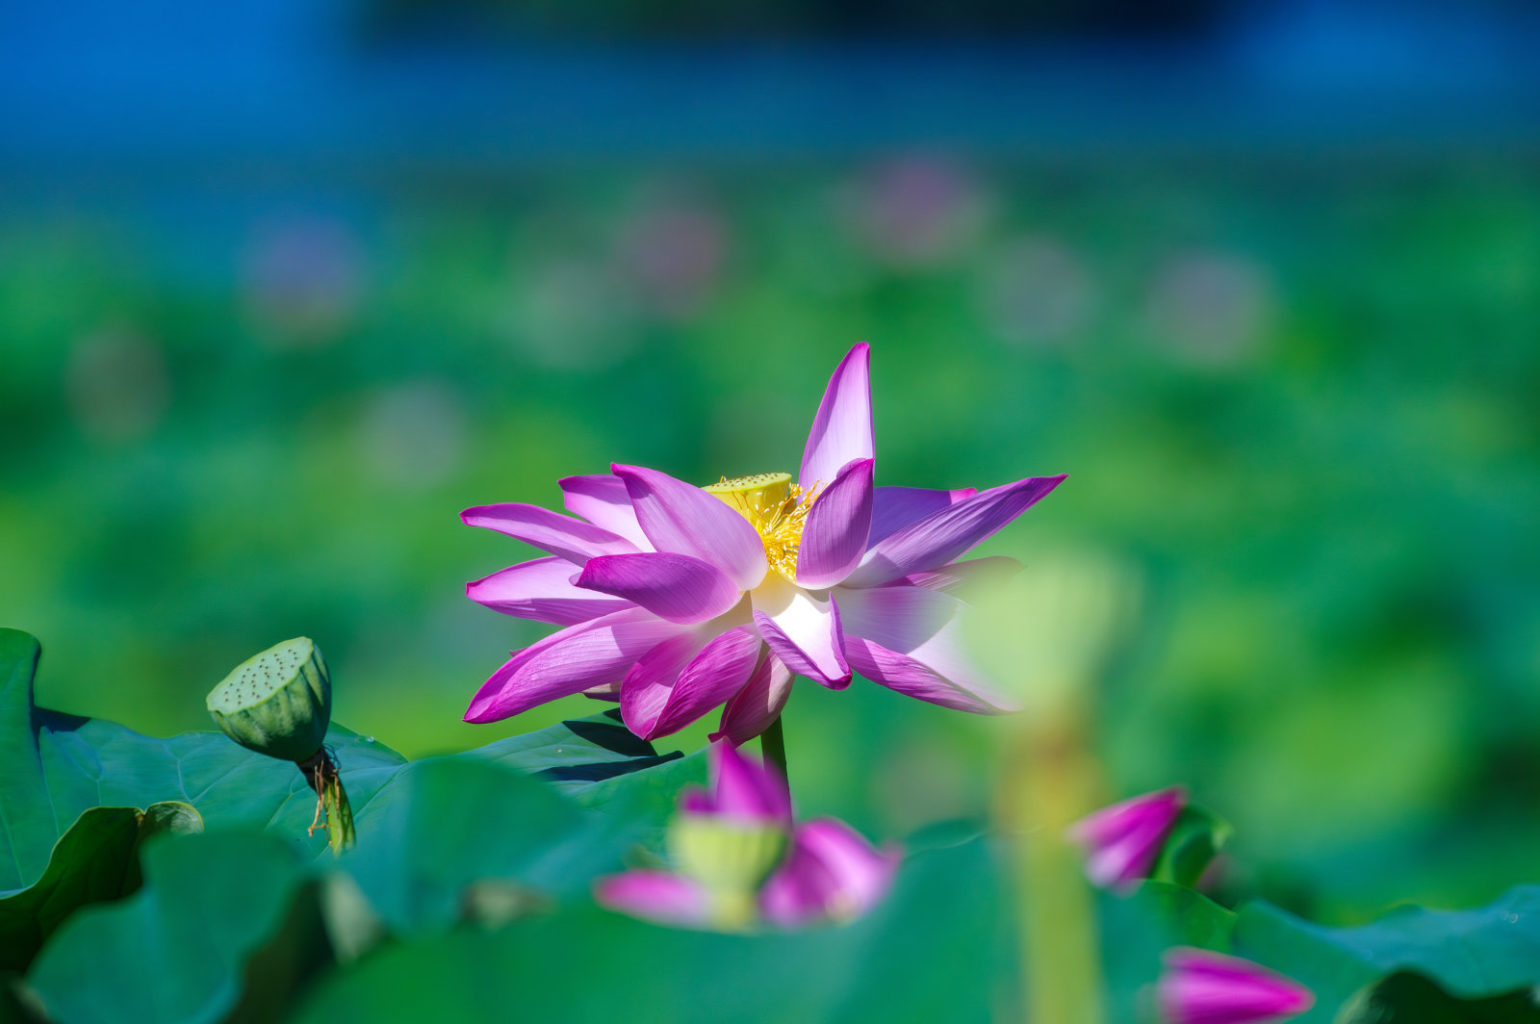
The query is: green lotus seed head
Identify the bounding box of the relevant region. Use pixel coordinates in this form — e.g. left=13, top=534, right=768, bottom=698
left=667, top=814, right=788, bottom=897
left=206, top=637, right=331, bottom=762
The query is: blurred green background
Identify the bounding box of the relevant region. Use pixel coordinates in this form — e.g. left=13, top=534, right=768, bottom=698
left=3, top=0, right=1539, bottom=937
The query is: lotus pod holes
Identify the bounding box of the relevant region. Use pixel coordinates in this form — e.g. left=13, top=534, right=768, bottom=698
left=206, top=637, right=354, bottom=854
left=207, top=636, right=331, bottom=761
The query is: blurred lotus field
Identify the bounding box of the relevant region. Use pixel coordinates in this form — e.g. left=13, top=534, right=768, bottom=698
left=3, top=156, right=1538, bottom=929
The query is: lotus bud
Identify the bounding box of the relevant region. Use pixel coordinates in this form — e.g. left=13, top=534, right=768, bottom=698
left=1157, top=948, right=1314, bottom=1024
left=1069, top=786, right=1186, bottom=890
left=206, top=637, right=354, bottom=854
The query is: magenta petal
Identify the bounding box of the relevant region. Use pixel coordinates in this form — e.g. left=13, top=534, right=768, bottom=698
left=887, top=555, right=1023, bottom=596
left=837, top=584, right=1015, bottom=712
left=464, top=609, right=684, bottom=723
left=614, top=464, right=768, bottom=591
left=577, top=552, right=743, bottom=625
left=751, top=579, right=851, bottom=688
left=1069, top=787, right=1187, bottom=889
left=842, top=639, right=996, bottom=713
left=618, top=632, right=709, bottom=739
left=560, top=474, right=652, bottom=549
left=643, top=627, right=765, bottom=739
left=799, top=343, right=874, bottom=492
left=1157, top=948, right=1315, bottom=1024
left=868, top=486, right=976, bottom=546
left=467, top=556, right=633, bottom=625
left=706, top=739, right=792, bottom=824
left=594, top=871, right=711, bottom=927
left=796, top=457, right=875, bottom=589
left=462, top=503, right=641, bottom=564
left=793, top=819, right=899, bottom=916
left=760, top=818, right=899, bottom=927
left=714, top=653, right=793, bottom=744
left=846, top=474, right=1067, bottom=587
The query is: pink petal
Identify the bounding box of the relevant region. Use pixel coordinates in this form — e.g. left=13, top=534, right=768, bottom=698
left=799, top=343, right=874, bottom=493
left=845, top=475, right=1067, bottom=587
left=576, top=552, right=744, bottom=625
left=618, top=632, right=709, bottom=738
left=466, top=556, right=633, bottom=625
left=868, top=486, right=976, bottom=546
left=614, top=464, right=768, bottom=591
left=1157, top=948, right=1315, bottom=1024
left=837, top=584, right=1015, bottom=712
left=462, top=503, right=641, bottom=564
left=704, top=739, right=792, bottom=824
left=759, top=818, right=899, bottom=927
left=464, top=609, right=684, bottom=723
left=795, top=457, right=875, bottom=589
left=634, top=627, right=765, bottom=740
left=560, top=474, right=652, bottom=549
left=794, top=819, right=899, bottom=915
left=885, top=555, right=1023, bottom=596
left=1069, top=787, right=1186, bottom=889
left=751, top=578, right=851, bottom=688
left=594, top=871, right=711, bottom=927
left=713, top=653, right=794, bottom=744
left=841, top=640, right=993, bottom=713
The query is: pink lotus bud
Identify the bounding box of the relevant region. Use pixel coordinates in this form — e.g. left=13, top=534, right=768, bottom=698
left=1157, top=948, right=1314, bottom=1024
left=1069, top=786, right=1186, bottom=889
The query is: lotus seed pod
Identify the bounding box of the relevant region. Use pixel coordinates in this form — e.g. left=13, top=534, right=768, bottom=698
left=206, top=637, right=331, bottom=762
left=667, top=813, right=788, bottom=898
left=704, top=472, right=792, bottom=517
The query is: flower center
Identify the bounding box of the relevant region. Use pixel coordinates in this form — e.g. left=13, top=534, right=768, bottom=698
left=704, top=472, right=821, bottom=583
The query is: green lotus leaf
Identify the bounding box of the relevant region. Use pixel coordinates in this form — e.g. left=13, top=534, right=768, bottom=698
left=1234, top=886, right=1540, bottom=1023
left=289, top=834, right=1018, bottom=1024
left=0, top=628, right=687, bottom=884
left=0, top=801, right=202, bottom=971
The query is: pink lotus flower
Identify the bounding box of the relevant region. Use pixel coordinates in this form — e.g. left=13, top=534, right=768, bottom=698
left=462, top=342, right=1065, bottom=740
left=1158, top=948, right=1314, bottom=1024
left=1069, top=786, right=1187, bottom=890
left=594, top=742, right=899, bottom=930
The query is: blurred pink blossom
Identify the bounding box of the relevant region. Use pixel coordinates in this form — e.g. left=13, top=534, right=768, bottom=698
left=1158, top=948, right=1314, bottom=1024
left=1069, top=786, right=1186, bottom=890
left=595, top=742, right=899, bottom=931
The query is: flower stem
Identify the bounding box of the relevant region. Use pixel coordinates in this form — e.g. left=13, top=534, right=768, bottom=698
left=760, top=715, right=789, bottom=785
left=998, top=702, right=1104, bottom=1024
left=298, top=748, right=355, bottom=856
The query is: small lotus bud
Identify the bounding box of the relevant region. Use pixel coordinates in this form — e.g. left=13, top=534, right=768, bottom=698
left=206, top=637, right=331, bottom=762
left=1069, top=786, right=1186, bottom=890
left=1157, top=948, right=1314, bottom=1024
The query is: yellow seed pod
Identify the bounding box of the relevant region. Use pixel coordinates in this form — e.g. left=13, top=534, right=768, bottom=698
left=667, top=813, right=789, bottom=897
left=704, top=472, right=793, bottom=518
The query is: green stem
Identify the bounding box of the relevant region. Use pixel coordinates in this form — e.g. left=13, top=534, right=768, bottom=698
left=321, top=766, right=355, bottom=856
left=299, top=749, right=355, bottom=856
left=760, top=715, right=789, bottom=785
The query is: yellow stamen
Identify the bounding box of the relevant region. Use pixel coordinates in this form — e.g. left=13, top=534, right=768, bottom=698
left=705, top=472, right=822, bottom=582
